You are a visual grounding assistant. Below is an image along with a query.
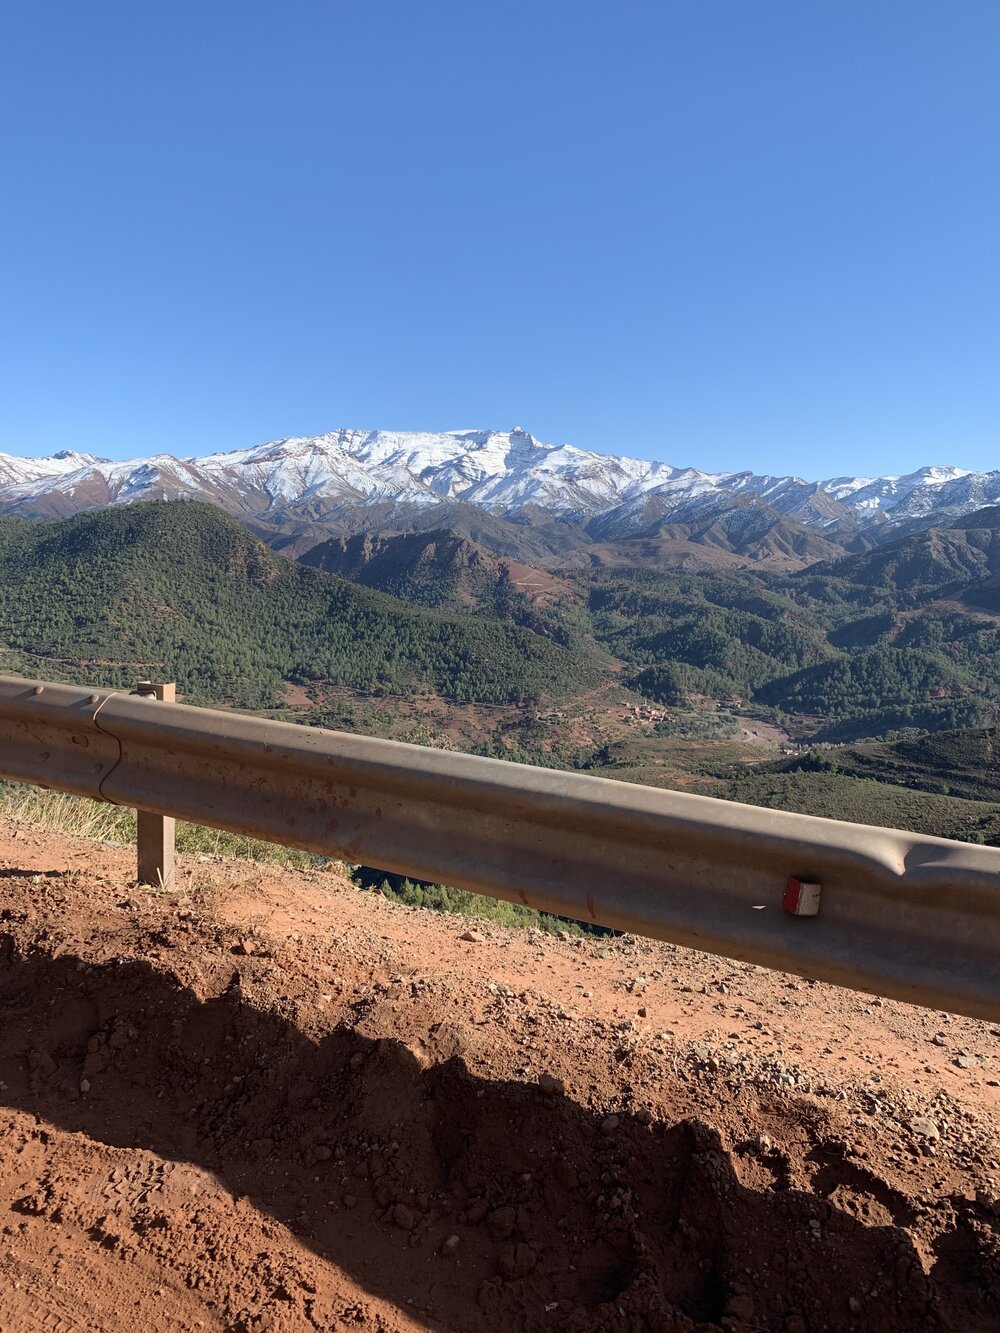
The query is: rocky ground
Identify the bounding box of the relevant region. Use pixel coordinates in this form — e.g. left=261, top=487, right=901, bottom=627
left=0, top=817, right=998, bottom=1332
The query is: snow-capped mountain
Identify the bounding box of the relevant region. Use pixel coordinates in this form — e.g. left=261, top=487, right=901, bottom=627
left=822, top=466, right=973, bottom=514
left=0, top=449, right=104, bottom=488
left=191, top=428, right=703, bottom=517
left=0, top=428, right=727, bottom=523
left=0, top=428, right=996, bottom=555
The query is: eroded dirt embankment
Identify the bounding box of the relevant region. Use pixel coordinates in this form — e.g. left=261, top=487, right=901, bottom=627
left=0, top=818, right=998, bottom=1332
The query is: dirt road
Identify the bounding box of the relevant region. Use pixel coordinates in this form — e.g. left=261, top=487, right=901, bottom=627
left=0, top=818, right=997, bottom=1331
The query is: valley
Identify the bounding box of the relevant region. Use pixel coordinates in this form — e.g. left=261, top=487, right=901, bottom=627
left=4, top=465, right=1000, bottom=850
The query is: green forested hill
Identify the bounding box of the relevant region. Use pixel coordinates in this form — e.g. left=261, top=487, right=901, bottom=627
left=799, top=523, right=1000, bottom=606
left=583, top=569, right=833, bottom=702
left=0, top=503, right=601, bottom=708
left=701, top=731, right=1000, bottom=843
left=829, top=727, right=1000, bottom=803
left=569, top=521, right=1000, bottom=740
left=7, top=500, right=1000, bottom=748
left=9, top=500, right=1000, bottom=848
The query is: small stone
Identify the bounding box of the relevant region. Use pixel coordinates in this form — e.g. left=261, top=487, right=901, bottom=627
left=459, top=929, right=485, bottom=943
left=600, top=1115, right=620, bottom=1134
left=314, top=1145, right=332, bottom=1161
left=848, top=1297, right=862, bottom=1314
left=488, top=1206, right=517, bottom=1240
left=28, top=1049, right=57, bottom=1076
left=910, top=1117, right=940, bottom=1141
left=342, top=1194, right=357, bottom=1209
left=82, top=1050, right=109, bottom=1078
left=727, top=1293, right=755, bottom=1321
left=441, top=1233, right=461, bottom=1256
left=79, top=1078, right=91, bottom=1093
left=498, top=1243, right=536, bottom=1279
left=955, top=1055, right=979, bottom=1070
left=932, top=1033, right=947, bottom=1046
left=538, top=1073, right=565, bottom=1096
left=393, top=1203, right=416, bottom=1231
left=635, top=1107, right=654, bottom=1125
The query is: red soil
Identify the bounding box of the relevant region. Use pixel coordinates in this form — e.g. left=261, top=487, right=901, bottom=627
left=0, top=818, right=997, bottom=1332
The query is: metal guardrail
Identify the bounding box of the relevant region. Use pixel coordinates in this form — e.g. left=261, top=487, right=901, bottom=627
left=1, top=672, right=998, bottom=1020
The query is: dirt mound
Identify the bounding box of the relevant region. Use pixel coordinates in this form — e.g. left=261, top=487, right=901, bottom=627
left=0, top=820, right=998, bottom=1331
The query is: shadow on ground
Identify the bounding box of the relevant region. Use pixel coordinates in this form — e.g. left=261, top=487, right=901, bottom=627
left=0, top=937, right=997, bottom=1332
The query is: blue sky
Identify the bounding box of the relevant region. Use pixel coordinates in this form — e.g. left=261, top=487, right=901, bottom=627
left=2, top=2, right=997, bottom=476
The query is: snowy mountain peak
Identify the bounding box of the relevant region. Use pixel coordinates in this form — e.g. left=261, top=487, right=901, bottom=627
left=50, top=450, right=104, bottom=464
left=0, top=449, right=106, bottom=487
left=0, top=427, right=995, bottom=546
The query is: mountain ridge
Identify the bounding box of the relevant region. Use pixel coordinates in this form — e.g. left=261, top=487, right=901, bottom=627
left=2, top=428, right=997, bottom=561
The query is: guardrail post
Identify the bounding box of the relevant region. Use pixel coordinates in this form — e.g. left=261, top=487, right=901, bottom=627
left=132, top=682, right=176, bottom=890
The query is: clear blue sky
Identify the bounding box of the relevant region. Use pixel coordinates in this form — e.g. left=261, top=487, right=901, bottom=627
left=2, top=1, right=997, bottom=476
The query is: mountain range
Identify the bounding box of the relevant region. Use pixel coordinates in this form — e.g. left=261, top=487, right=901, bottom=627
left=7, top=494, right=1000, bottom=746
left=1, top=428, right=996, bottom=566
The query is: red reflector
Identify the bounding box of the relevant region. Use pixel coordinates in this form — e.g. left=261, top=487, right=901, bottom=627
left=784, top=877, right=821, bottom=916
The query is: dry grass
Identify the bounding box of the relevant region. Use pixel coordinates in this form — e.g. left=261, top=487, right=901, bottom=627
left=3, top=786, right=133, bottom=842
left=0, top=782, right=336, bottom=871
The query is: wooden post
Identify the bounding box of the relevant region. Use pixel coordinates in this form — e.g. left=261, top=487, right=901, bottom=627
left=133, top=682, right=176, bottom=890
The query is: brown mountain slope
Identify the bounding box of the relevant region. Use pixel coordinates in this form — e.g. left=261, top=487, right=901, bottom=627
left=300, top=528, right=573, bottom=609
left=300, top=528, right=504, bottom=607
